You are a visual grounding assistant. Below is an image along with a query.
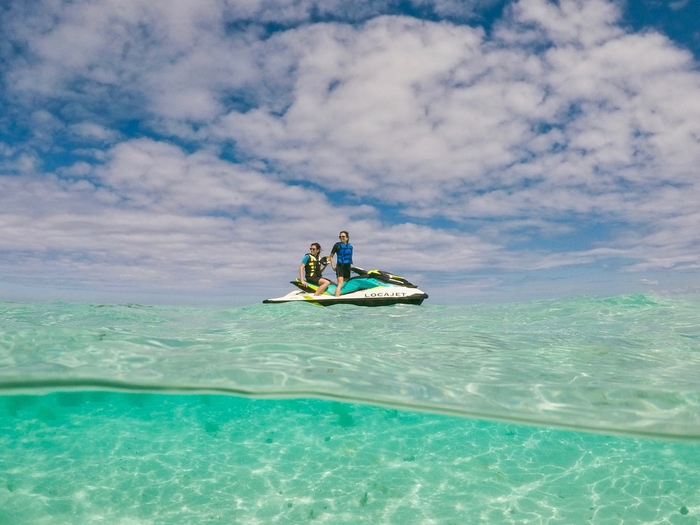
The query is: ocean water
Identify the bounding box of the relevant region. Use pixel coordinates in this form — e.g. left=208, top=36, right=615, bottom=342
left=1, top=295, right=699, bottom=524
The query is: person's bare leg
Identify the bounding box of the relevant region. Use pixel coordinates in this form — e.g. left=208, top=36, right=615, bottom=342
left=334, top=277, right=344, bottom=296
left=314, top=279, right=331, bottom=296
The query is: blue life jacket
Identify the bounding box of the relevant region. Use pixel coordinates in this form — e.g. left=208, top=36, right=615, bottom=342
left=333, top=242, right=353, bottom=264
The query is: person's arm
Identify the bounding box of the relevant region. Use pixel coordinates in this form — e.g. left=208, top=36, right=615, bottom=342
left=299, top=255, right=310, bottom=283
left=329, top=243, right=339, bottom=270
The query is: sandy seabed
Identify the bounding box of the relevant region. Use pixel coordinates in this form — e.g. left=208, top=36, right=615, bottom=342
left=1, top=392, right=698, bottom=524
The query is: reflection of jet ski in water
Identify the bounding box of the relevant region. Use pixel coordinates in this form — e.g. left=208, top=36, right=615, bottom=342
left=263, top=266, right=429, bottom=306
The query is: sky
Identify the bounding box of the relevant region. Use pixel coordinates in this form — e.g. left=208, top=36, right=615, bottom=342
left=1, top=0, right=699, bottom=305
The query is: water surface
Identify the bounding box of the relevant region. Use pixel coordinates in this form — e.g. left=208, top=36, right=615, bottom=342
left=1, top=295, right=699, bottom=523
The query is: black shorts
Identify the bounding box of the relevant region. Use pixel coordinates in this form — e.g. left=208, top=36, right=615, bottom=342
left=307, top=275, right=323, bottom=285
left=335, top=263, right=351, bottom=280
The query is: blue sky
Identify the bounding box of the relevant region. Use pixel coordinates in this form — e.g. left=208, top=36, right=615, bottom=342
left=1, top=0, right=699, bottom=305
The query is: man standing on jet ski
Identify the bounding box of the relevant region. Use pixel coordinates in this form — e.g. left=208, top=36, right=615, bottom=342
left=330, top=231, right=353, bottom=297
left=299, top=243, right=331, bottom=296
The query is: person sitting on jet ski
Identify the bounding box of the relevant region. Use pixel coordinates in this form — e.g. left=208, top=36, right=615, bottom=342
left=299, top=243, right=331, bottom=295
left=330, top=231, right=353, bottom=296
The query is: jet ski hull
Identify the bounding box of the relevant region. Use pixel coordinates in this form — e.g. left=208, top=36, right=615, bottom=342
left=263, top=288, right=428, bottom=306
left=264, top=267, right=428, bottom=306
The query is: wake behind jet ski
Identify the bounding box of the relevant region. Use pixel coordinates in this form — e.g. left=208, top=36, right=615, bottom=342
left=263, top=266, right=429, bottom=307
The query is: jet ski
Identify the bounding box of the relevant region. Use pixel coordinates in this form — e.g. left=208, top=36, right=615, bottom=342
left=263, top=266, right=428, bottom=306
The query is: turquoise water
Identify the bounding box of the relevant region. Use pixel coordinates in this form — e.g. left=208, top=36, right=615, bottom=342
left=1, top=295, right=699, bottom=523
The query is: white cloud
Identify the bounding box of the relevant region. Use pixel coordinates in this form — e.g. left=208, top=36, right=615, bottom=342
left=224, top=0, right=503, bottom=23
left=69, top=122, right=121, bottom=142
left=209, top=0, right=700, bottom=237
left=1, top=0, right=700, bottom=302
left=668, top=0, right=690, bottom=10
left=506, top=0, right=623, bottom=47
left=0, top=138, right=505, bottom=298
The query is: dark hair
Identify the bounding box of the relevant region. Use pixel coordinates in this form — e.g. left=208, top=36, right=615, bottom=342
left=339, top=231, right=349, bottom=240
left=311, top=242, right=321, bottom=252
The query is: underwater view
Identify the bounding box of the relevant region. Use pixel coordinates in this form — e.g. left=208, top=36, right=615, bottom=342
left=1, top=295, right=699, bottom=524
